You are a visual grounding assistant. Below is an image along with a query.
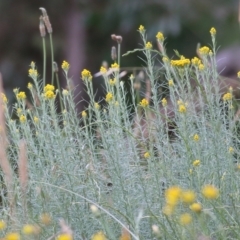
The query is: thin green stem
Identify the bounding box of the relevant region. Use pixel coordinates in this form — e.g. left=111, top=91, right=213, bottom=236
left=42, top=37, right=46, bottom=89
left=55, top=72, right=64, bottom=113
left=49, top=33, right=54, bottom=84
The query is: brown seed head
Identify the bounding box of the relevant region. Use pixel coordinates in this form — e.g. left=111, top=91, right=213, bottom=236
left=111, top=46, right=117, bottom=61
left=39, top=16, right=46, bottom=37
left=39, top=7, right=52, bottom=33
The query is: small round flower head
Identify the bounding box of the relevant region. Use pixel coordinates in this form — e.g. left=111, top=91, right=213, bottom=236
left=105, top=92, right=113, bottom=103
left=202, top=184, right=219, bottom=200
left=19, top=114, right=27, bottom=123
left=165, top=186, right=182, bottom=206
left=222, top=92, right=232, bottom=101
left=1, top=93, right=7, bottom=104
left=138, top=25, right=145, bottom=33
left=161, top=98, right=167, bottom=107
left=210, top=27, right=216, bottom=36
left=62, top=89, right=69, bottom=96
left=94, top=102, right=100, bottom=110
left=189, top=203, right=202, bottom=213
left=0, top=220, right=6, bottom=230
left=139, top=98, right=149, bottom=108
left=44, top=90, right=55, bottom=99
left=28, top=68, right=38, bottom=78
left=33, top=116, right=39, bottom=124
left=100, top=66, right=107, bottom=75
left=81, top=111, right=87, bottom=118
left=178, top=104, right=186, bottom=113
left=228, top=147, right=234, bottom=154
left=171, top=56, right=190, bottom=68
left=144, top=151, right=150, bottom=159
left=181, top=190, right=196, bottom=204
left=199, top=46, right=210, bottom=55
left=145, top=42, right=152, bottom=49
left=193, top=134, right=199, bottom=141
left=111, top=63, right=119, bottom=70
left=81, top=69, right=92, bottom=81
left=168, top=79, right=174, bottom=87
left=179, top=213, right=192, bottom=225
left=5, top=232, right=20, bottom=240
left=16, top=91, right=26, bottom=100
left=109, top=78, right=116, bottom=86
left=90, top=204, right=99, bottom=213
left=156, top=32, right=164, bottom=41
left=61, top=60, right=70, bottom=71
left=22, top=224, right=36, bottom=235
left=191, top=57, right=202, bottom=66
left=193, top=160, right=200, bottom=167
left=27, top=82, right=33, bottom=89
left=56, top=233, right=73, bottom=240
left=91, top=231, right=106, bottom=240
left=44, top=84, right=55, bottom=93
left=198, top=64, right=205, bottom=71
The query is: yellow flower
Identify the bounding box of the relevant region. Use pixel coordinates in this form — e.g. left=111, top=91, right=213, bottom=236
left=198, top=64, right=205, bottom=71
left=145, top=42, right=152, bottom=49
left=156, top=32, right=164, bottom=41
left=228, top=147, right=234, bottom=154
left=162, top=57, right=169, bottom=62
left=237, top=71, right=240, bottom=78
left=138, top=25, right=145, bottom=33
left=33, top=116, right=39, bottom=124
left=189, top=203, right=202, bottom=213
left=105, top=92, right=113, bottom=103
left=168, top=79, right=174, bottom=87
left=22, top=224, right=35, bottom=235
left=161, top=98, right=167, bottom=107
left=193, top=134, right=199, bottom=142
left=144, top=152, right=150, bottom=159
left=179, top=213, right=192, bottom=225
left=27, top=82, right=33, bottom=89
left=56, top=233, right=73, bottom=240
left=16, top=91, right=26, bottom=100
left=109, top=78, right=116, bottom=86
left=111, top=63, right=119, bottom=69
left=171, top=56, right=190, bottom=68
left=28, top=68, right=38, bottom=78
left=181, top=190, right=196, bottom=204
left=82, top=111, right=87, bottom=118
left=199, top=46, right=210, bottom=55
left=100, top=66, right=107, bottom=74
left=19, top=114, right=27, bottom=123
left=40, top=213, right=51, bottom=225
left=61, top=60, right=70, bottom=71
left=139, top=98, right=149, bottom=108
left=222, top=92, right=232, bottom=101
left=81, top=69, right=92, bottom=80
left=178, top=104, right=186, bottom=113
left=193, top=160, right=200, bottom=167
left=91, top=231, right=106, bottom=240
left=165, top=186, right=182, bottom=206
left=202, top=185, right=219, bottom=199
left=44, top=84, right=55, bottom=93
left=0, top=220, right=6, bottom=230
left=210, top=27, right=216, bottom=35
left=44, top=90, right=55, bottom=99
left=5, top=232, right=20, bottom=240
left=1, top=93, right=7, bottom=104
left=94, top=102, right=100, bottom=110
left=191, top=57, right=202, bottom=66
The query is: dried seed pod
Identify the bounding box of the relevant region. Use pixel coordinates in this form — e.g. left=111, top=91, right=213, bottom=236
left=39, top=7, right=53, bottom=33
left=111, top=46, right=117, bottom=61
left=39, top=16, right=46, bottom=37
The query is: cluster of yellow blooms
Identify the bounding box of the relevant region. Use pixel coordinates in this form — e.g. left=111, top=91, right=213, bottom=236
left=109, top=78, right=116, bottom=86
left=139, top=98, right=149, bottom=108
left=161, top=98, right=167, bottom=107
left=145, top=42, right=152, bottom=50
left=44, top=84, right=56, bottom=100
left=16, top=91, right=26, bottom=100
left=222, top=91, right=233, bottom=102
left=1, top=93, right=8, bottom=104
left=105, top=92, right=113, bottom=103
left=28, top=68, right=38, bottom=79
left=61, top=60, right=70, bottom=71
left=111, top=63, right=119, bottom=70
left=171, top=56, right=190, bottom=68
left=198, top=46, right=210, bottom=55
left=177, top=100, right=187, bottom=114
left=163, top=184, right=219, bottom=225
left=156, top=32, right=164, bottom=41
left=81, top=69, right=92, bottom=81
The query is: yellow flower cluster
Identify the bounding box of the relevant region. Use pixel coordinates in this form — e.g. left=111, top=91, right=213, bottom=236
left=144, top=152, right=150, bottom=159
left=222, top=92, right=232, bottom=101
left=161, top=98, right=167, bottom=107
left=5, top=232, right=20, bottom=240
left=168, top=79, right=174, bottom=87
left=237, top=71, right=240, bottom=78
left=139, top=98, right=149, bottom=108
left=105, top=92, right=113, bottom=103
left=81, top=69, right=92, bottom=81
left=193, top=159, right=200, bottom=167
left=82, top=110, right=87, bottom=118
left=56, top=233, right=73, bottom=240
left=145, top=42, right=152, bottom=49
left=171, top=56, right=190, bottom=68
left=19, top=114, right=27, bottom=123
left=91, top=231, right=106, bottom=240
left=210, top=27, right=216, bottom=35
left=178, top=104, right=187, bottom=113
left=0, top=220, right=6, bottom=230
left=109, top=78, right=116, bottom=86
left=202, top=185, right=219, bottom=199
left=44, top=84, right=55, bottom=100
left=1, top=93, right=7, bottom=104
left=27, top=82, right=33, bottom=89
left=16, top=91, right=26, bottom=100
left=199, top=46, right=210, bottom=55
left=156, top=31, right=164, bottom=41
left=28, top=68, right=38, bottom=78
left=111, top=63, right=119, bottom=69
left=61, top=60, right=70, bottom=71
left=94, top=102, right=100, bottom=110
left=100, top=66, right=107, bottom=74
left=138, top=25, right=145, bottom=33
left=193, top=134, right=199, bottom=142
left=228, top=147, right=234, bottom=154
left=22, top=224, right=38, bottom=235
left=191, top=57, right=202, bottom=66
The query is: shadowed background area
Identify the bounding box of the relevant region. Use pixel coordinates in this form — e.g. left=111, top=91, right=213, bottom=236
left=0, top=0, right=239, bottom=112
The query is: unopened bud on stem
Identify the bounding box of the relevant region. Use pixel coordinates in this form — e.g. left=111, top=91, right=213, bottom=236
left=39, top=7, right=53, bottom=33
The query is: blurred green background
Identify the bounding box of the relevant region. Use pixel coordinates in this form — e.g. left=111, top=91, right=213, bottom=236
left=0, top=0, right=239, bottom=111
